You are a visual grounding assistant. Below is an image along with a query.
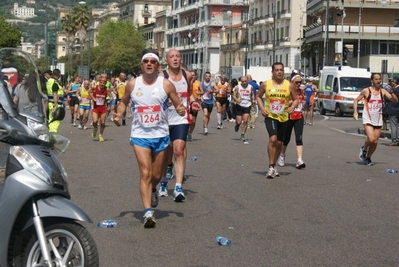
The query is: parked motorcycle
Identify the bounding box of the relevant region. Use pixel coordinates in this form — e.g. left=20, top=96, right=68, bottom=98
left=0, top=48, right=99, bottom=266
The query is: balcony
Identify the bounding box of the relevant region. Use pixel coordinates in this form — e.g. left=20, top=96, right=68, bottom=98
left=279, top=9, right=291, bottom=19
left=142, top=10, right=151, bottom=16
left=220, top=43, right=240, bottom=51
left=305, top=24, right=399, bottom=43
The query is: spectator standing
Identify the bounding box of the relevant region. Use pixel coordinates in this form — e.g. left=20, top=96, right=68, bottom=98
left=385, top=77, right=399, bottom=146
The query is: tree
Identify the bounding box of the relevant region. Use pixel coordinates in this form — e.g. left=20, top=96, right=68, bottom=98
left=0, top=16, right=22, bottom=48
left=71, top=3, right=92, bottom=64
left=92, top=20, right=146, bottom=75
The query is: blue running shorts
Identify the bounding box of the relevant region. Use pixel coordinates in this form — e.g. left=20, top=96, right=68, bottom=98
left=130, top=136, right=170, bottom=153
left=79, top=105, right=91, bottom=111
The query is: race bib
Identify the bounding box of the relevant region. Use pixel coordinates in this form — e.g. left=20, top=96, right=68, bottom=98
left=96, top=97, right=105, bottom=105
left=81, top=97, right=90, bottom=104
left=137, top=105, right=161, bottom=127
left=219, top=89, right=226, bottom=95
left=368, top=100, right=382, bottom=113
left=270, top=99, right=285, bottom=114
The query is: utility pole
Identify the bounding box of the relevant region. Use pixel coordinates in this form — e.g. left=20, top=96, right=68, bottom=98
left=272, top=0, right=276, bottom=64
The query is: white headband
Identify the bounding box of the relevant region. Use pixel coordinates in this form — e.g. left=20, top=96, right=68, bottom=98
left=142, top=53, right=160, bottom=63
left=291, top=74, right=302, bottom=82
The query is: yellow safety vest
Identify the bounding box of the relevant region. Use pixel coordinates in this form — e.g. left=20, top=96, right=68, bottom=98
left=46, top=78, right=64, bottom=104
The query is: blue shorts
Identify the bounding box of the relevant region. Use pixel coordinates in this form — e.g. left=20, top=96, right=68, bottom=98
left=169, top=124, right=189, bottom=142
left=79, top=105, right=91, bottom=111
left=130, top=136, right=170, bottom=153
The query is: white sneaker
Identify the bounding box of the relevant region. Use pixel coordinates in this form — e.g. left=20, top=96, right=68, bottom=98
left=266, top=166, right=275, bottom=178
left=173, top=186, right=186, bottom=202
left=83, top=126, right=88, bottom=130
left=296, top=160, right=306, bottom=169
left=158, top=182, right=168, bottom=197
left=77, top=124, right=82, bottom=129
left=143, top=210, right=156, bottom=228
left=277, top=154, right=285, bottom=167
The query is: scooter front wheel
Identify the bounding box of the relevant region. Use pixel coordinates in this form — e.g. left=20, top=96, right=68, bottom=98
left=19, top=221, right=99, bottom=267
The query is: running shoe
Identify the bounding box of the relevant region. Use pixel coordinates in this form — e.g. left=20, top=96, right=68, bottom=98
left=217, top=124, right=221, bottom=129
left=73, top=123, right=77, bottom=127
left=308, top=122, right=313, bottom=126
left=143, top=210, right=156, bottom=228
left=98, top=134, right=104, bottom=142
left=187, top=133, right=193, bottom=141
left=203, top=128, right=208, bottom=135
left=274, top=167, right=280, bottom=177
left=241, top=136, right=249, bottom=144
left=166, top=166, right=174, bottom=180
left=83, top=126, right=88, bottom=130
left=92, top=128, right=97, bottom=138
left=220, top=124, right=223, bottom=129
left=359, top=146, right=367, bottom=161
left=173, top=186, right=186, bottom=202
left=78, top=124, right=82, bottom=129
left=158, top=182, right=168, bottom=197
left=364, top=158, right=375, bottom=166
left=266, top=166, right=275, bottom=179
left=151, top=189, right=158, bottom=207
left=234, top=124, right=239, bottom=132
left=277, top=154, right=285, bottom=167
left=296, top=159, right=306, bottom=169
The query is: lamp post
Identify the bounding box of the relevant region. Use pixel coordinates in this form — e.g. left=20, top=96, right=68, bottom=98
left=272, top=0, right=276, bottom=64
left=357, top=0, right=364, bottom=68
left=339, top=1, right=345, bottom=66
left=227, top=10, right=232, bottom=79
left=322, top=0, right=330, bottom=67
left=299, top=2, right=306, bottom=75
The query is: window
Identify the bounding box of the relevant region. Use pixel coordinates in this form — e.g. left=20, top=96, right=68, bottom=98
left=144, top=4, right=149, bottom=13
left=395, top=13, right=399, bottom=27
left=380, top=42, right=387, bottom=54
left=144, top=17, right=148, bottom=24
left=371, top=40, right=378, bottom=55
left=326, top=75, right=333, bottom=91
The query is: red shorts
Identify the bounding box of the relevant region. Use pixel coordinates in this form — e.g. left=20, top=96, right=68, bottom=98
left=92, top=106, right=107, bottom=115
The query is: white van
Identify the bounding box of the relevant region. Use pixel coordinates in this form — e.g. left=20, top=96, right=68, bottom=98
left=317, top=66, right=371, bottom=116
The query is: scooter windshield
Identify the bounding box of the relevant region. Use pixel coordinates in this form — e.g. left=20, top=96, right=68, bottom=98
left=0, top=48, right=46, bottom=121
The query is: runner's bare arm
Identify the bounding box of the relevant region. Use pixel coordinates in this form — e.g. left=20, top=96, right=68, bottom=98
left=164, top=79, right=185, bottom=116
left=288, top=83, right=299, bottom=114
left=257, top=82, right=268, bottom=116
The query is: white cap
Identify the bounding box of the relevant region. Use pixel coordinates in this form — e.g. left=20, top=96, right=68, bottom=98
left=309, top=77, right=314, bottom=81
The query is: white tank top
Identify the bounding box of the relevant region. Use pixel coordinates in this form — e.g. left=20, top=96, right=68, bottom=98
left=165, top=71, right=190, bottom=125
left=130, top=76, right=169, bottom=138
left=237, top=84, right=253, bottom=108
left=362, top=90, right=383, bottom=126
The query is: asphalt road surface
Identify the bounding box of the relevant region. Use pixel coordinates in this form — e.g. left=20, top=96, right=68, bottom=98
left=57, top=111, right=399, bottom=267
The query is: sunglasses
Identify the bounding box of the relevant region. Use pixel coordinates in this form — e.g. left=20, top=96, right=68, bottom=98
left=294, top=81, right=302, bottom=85
left=143, top=59, right=158, bottom=64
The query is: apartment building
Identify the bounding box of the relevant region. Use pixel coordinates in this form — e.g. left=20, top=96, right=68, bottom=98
left=165, top=0, right=249, bottom=79
left=118, top=0, right=171, bottom=26
left=306, top=0, right=399, bottom=76
left=13, top=3, right=35, bottom=18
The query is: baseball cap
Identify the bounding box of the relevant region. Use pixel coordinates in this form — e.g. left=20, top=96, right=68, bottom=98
left=309, top=77, right=314, bottom=81
left=44, top=70, right=52, bottom=75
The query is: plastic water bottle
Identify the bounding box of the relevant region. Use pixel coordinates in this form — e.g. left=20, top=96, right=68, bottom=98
left=386, top=169, right=398, bottom=174
left=97, top=220, right=118, bottom=228
left=190, top=156, right=197, bottom=161
left=216, top=236, right=231, bottom=246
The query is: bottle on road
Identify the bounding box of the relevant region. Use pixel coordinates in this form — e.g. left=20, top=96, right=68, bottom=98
left=97, top=220, right=118, bottom=228
left=216, top=236, right=231, bottom=246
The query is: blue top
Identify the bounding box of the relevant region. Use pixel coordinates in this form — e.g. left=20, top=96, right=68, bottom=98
left=248, top=80, right=259, bottom=97
left=70, top=83, right=80, bottom=97
left=201, top=81, right=214, bottom=104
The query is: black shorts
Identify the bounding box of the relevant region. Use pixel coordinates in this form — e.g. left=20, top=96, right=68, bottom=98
left=264, top=117, right=288, bottom=142
left=69, top=96, right=79, bottom=106
left=235, top=105, right=251, bottom=116
left=201, top=102, right=214, bottom=113
left=169, top=124, right=189, bottom=142
left=216, top=97, right=228, bottom=105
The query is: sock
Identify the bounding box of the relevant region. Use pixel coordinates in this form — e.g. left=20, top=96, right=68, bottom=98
left=269, top=164, right=275, bottom=168
left=175, top=183, right=182, bottom=189
left=217, top=113, right=221, bottom=124
left=280, top=153, right=285, bottom=157
left=298, top=158, right=302, bottom=162
left=144, top=207, right=152, bottom=213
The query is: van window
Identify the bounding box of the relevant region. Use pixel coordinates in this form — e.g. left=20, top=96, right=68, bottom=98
left=333, top=78, right=338, bottom=93
left=325, top=75, right=333, bottom=91
left=340, top=77, right=371, bottom=91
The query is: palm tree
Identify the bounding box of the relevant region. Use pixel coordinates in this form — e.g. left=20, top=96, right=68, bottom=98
left=61, top=13, right=76, bottom=77
left=71, top=3, right=92, bottom=65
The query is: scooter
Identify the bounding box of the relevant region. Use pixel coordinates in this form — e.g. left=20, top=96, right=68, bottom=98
left=0, top=48, right=99, bottom=266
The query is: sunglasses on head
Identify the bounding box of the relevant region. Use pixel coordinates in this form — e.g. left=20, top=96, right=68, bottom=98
left=143, top=59, right=158, bottom=64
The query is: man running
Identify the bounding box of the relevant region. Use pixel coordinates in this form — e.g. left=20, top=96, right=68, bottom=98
left=353, top=73, right=398, bottom=166
left=256, top=62, right=299, bottom=178
left=214, top=75, right=231, bottom=129
left=232, top=75, right=254, bottom=144
left=90, top=77, right=112, bottom=142
left=158, top=49, right=193, bottom=202
left=113, top=50, right=185, bottom=228
left=201, top=71, right=215, bottom=135
left=188, top=70, right=203, bottom=141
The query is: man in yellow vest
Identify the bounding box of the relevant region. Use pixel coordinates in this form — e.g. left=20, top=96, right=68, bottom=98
left=46, top=68, right=64, bottom=132
left=256, top=62, right=298, bottom=178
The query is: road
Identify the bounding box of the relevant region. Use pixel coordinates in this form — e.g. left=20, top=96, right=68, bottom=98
left=57, top=112, right=399, bottom=267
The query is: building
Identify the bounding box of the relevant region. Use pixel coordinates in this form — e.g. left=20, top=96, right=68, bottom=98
left=165, top=0, right=249, bottom=79
left=247, top=0, right=304, bottom=75
left=18, top=38, right=34, bottom=55
left=154, top=10, right=169, bottom=65
left=13, top=3, right=35, bottom=18
left=118, top=0, right=170, bottom=26
left=306, top=0, right=399, bottom=77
